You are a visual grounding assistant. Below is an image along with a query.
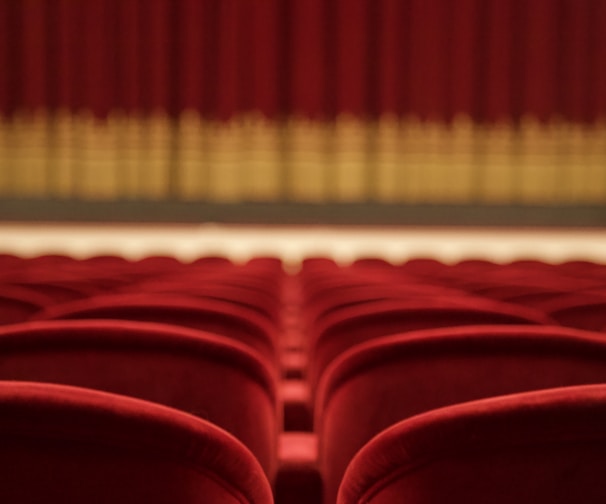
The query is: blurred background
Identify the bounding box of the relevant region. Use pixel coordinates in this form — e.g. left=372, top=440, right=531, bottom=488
left=0, top=0, right=605, bottom=228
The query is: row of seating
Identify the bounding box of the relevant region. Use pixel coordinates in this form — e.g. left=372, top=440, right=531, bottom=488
left=287, top=257, right=606, bottom=502
left=1, top=254, right=606, bottom=502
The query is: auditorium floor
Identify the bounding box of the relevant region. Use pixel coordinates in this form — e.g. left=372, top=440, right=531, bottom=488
left=1, top=223, right=605, bottom=266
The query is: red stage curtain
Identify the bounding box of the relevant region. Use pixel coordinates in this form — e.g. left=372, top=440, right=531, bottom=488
left=335, top=0, right=371, bottom=118
left=590, top=0, right=606, bottom=120
left=447, top=0, right=481, bottom=122
left=116, top=0, right=141, bottom=115
left=248, top=0, right=281, bottom=119
left=289, top=0, right=328, bottom=119
left=83, top=0, right=113, bottom=119
left=482, top=0, right=514, bottom=123
left=375, top=0, right=405, bottom=117
left=19, top=0, right=47, bottom=114
left=560, top=0, right=593, bottom=123
left=141, top=0, right=173, bottom=116
left=0, top=0, right=11, bottom=116
left=1, top=0, right=606, bottom=123
left=407, top=0, right=449, bottom=121
left=176, top=0, right=205, bottom=115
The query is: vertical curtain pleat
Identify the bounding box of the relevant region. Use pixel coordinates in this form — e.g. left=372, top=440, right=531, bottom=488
left=333, top=0, right=371, bottom=201
left=80, top=0, right=116, bottom=199
left=482, top=0, right=514, bottom=123
left=0, top=0, right=12, bottom=195
left=54, top=0, right=78, bottom=112
left=335, top=0, right=370, bottom=118
left=376, top=0, right=403, bottom=118
left=140, top=0, right=173, bottom=199
left=289, top=0, right=326, bottom=119
left=0, top=1, right=9, bottom=115
left=247, top=0, right=282, bottom=200
left=142, top=0, right=172, bottom=115
left=374, top=0, right=404, bottom=202
left=177, top=0, right=205, bottom=114
left=479, top=0, right=515, bottom=202
left=518, top=0, right=560, bottom=203
left=117, top=0, right=141, bottom=115
left=588, top=0, right=606, bottom=201
left=208, top=0, right=243, bottom=201
left=560, top=0, right=592, bottom=123
left=82, top=0, right=112, bottom=120
left=288, top=0, right=329, bottom=200
left=20, top=0, right=46, bottom=113
left=408, top=0, right=448, bottom=121
left=448, top=0, right=480, bottom=121
left=18, top=0, right=48, bottom=196
left=559, top=0, right=593, bottom=201
left=214, top=0, right=239, bottom=122
left=406, top=0, right=451, bottom=201
left=49, top=0, right=79, bottom=197
left=590, top=0, right=606, bottom=120
left=447, top=0, right=481, bottom=202
left=523, top=0, right=558, bottom=122
left=175, top=0, right=208, bottom=200
left=115, top=0, right=143, bottom=199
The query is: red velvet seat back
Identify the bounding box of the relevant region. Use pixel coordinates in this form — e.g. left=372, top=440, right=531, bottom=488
left=318, top=325, right=606, bottom=503
left=0, top=382, right=273, bottom=504
left=544, top=294, right=606, bottom=331
left=0, top=320, right=278, bottom=478
left=310, top=300, right=553, bottom=388
left=119, top=280, right=281, bottom=324
left=0, top=287, right=49, bottom=324
left=339, top=385, right=606, bottom=504
left=33, top=293, right=278, bottom=364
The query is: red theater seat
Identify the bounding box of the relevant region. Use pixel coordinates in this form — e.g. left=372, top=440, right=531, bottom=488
left=0, top=381, right=273, bottom=504
left=399, top=258, right=447, bottom=277
left=190, top=256, right=234, bottom=267
left=0, top=320, right=278, bottom=478
left=6, top=280, right=102, bottom=303
left=133, top=255, right=185, bottom=272
left=541, top=293, right=606, bottom=331
left=317, top=325, right=606, bottom=503
left=350, top=258, right=393, bottom=269
left=309, top=299, right=553, bottom=390
left=338, top=385, right=606, bottom=504
left=119, top=280, right=282, bottom=325
left=79, top=254, right=130, bottom=267
left=0, top=286, right=49, bottom=324
left=300, top=258, right=339, bottom=272
left=32, top=293, right=278, bottom=364
left=305, top=284, right=469, bottom=327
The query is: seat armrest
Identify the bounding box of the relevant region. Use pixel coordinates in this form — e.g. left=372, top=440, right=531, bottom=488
left=275, top=432, right=322, bottom=504
left=281, top=379, right=313, bottom=431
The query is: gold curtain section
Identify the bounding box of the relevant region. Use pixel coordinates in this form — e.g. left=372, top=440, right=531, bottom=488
left=1, top=113, right=605, bottom=204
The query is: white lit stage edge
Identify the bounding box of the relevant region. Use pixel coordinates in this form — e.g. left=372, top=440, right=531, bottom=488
left=0, top=224, right=605, bottom=267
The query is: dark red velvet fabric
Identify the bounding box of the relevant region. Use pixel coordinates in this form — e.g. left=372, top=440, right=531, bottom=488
left=0, top=319, right=278, bottom=478
left=310, top=300, right=553, bottom=389
left=32, top=293, right=278, bottom=364
left=338, top=384, right=606, bottom=503
left=0, top=287, right=49, bottom=324
left=118, top=280, right=281, bottom=324
left=6, top=280, right=98, bottom=303
left=540, top=293, right=606, bottom=331
left=318, top=325, right=606, bottom=503
left=306, top=284, right=471, bottom=328
left=4, top=1, right=606, bottom=121
left=0, top=381, right=273, bottom=503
